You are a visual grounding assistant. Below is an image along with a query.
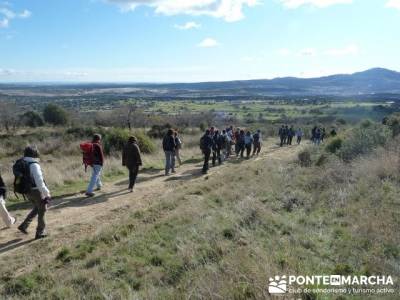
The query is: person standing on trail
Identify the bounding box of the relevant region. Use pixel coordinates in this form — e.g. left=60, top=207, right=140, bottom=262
left=85, top=134, right=104, bottom=197
left=238, top=130, right=246, bottom=158
left=288, top=126, right=295, bottom=145
left=244, top=131, right=253, bottom=158
left=279, top=125, right=285, bottom=147
left=174, top=131, right=183, bottom=166
left=311, top=126, right=317, bottom=143
left=314, top=128, right=321, bottom=145
left=212, top=130, right=224, bottom=166
left=223, top=129, right=231, bottom=159
left=200, top=129, right=214, bottom=174
left=0, top=172, right=16, bottom=228
left=17, top=146, right=51, bottom=239
left=122, top=136, right=142, bottom=192
left=252, top=129, right=262, bottom=155
left=321, top=128, right=326, bottom=143
left=296, top=128, right=303, bottom=145
left=163, top=129, right=176, bottom=176
left=283, top=125, right=289, bottom=145
left=234, top=128, right=241, bottom=155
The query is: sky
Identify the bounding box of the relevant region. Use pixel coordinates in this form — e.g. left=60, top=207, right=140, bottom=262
left=0, top=0, right=399, bottom=82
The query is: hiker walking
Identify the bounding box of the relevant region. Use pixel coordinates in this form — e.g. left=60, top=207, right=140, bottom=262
left=163, top=129, right=176, bottom=176
left=85, top=134, right=104, bottom=197
left=321, top=128, right=326, bottom=143
left=279, top=125, right=285, bottom=147
left=224, top=129, right=232, bottom=159
left=234, top=128, right=241, bottom=155
left=288, top=126, right=295, bottom=145
left=212, top=130, right=226, bottom=166
left=122, top=136, right=142, bottom=192
left=314, top=128, right=321, bottom=145
left=283, top=125, right=289, bottom=145
left=174, top=131, right=183, bottom=166
left=17, top=146, right=51, bottom=239
left=244, top=131, right=253, bottom=158
left=238, top=130, right=246, bottom=158
left=252, top=129, right=262, bottom=155
left=0, top=172, right=16, bottom=228
left=200, top=129, right=214, bottom=174
left=296, top=128, right=303, bottom=145
left=311, top=126, right=317, bottom=143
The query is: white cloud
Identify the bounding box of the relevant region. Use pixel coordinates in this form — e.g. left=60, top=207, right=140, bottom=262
left=0, top=6, right=31, bottom=29
left=386, top=0, right=400, bottom=10
left=174, top=21, right=201, bottom=30
left=0, top=18, right=8, bottom=28
left=197, top=37, right=219, bottom=47
left=299, top=48, right=317, bottom=56
left=278, top=48, right=291, bottom=56
left=19, top=9, right=32, bottom=18
left=280, top=0, right=352, bottom=9
left=107, top=0, right=260, bottom=22
left=325, top=44, right=359, bottom=56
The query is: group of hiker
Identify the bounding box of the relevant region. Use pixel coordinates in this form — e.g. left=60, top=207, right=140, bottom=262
left=0, top=133, right=144, bottom=239
left=278, top=125, right=304, bottom=147
left=199, top=126, right=262, bottom=174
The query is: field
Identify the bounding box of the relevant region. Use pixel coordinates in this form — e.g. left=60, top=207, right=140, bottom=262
left=0, top=96, right=399, bottom=299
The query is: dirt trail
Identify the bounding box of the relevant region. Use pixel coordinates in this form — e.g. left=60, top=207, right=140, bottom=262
left=0, top=140, right=304, bottom=259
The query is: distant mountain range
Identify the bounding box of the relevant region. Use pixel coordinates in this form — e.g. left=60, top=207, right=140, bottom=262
left=1, top=68, right=400, bottom=99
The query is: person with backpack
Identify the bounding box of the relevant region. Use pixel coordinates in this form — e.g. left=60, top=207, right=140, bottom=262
left=0, top=172, right=16, bottom=228
left=163, top=129, right=176, bottom=176
left=200, top=129, right=214, bottom=174
left=296, top=128, right=303, bottom=145
left=244, top=131, right=253, bottom=158
left=252, top=129, right=262, bottom=155
left=17, top=146, right=51, bottom=239
left=174, top=131, right=183, bottom=166
left=85, top=134, right=104, bottom=197
left=122, top=136, right=142, bottom=192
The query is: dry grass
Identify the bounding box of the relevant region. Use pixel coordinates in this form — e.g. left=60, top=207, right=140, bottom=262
left=0, top=137, right=398, bottom=299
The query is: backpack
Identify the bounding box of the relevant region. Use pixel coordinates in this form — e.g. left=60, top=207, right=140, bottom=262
left=80, top=142, right=94, bottom=171
left=199, top=136, right=205, bottom=151
left=13, top=158, right=36, bottom=196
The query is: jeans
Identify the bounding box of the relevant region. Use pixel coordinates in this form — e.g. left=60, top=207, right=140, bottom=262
left=253, top=142, right=261, bottom=155
left=0, top=196, right=15, bottom=227
left=175, top=148, right=182, bottom=165
left=87, top=164, right=103, bottom=193
left=20, top=190, right=46, bottom=235
left=165, top=151, right=175, bottom=175
left=297, top=136, right=302, bottom=144
left=128, top=166, right=139, bottom=189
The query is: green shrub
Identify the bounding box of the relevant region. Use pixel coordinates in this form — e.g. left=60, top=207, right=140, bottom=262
left=338, top=122, right=390, bottom=161
left=43, top=104, right=69, bottom=126
left=21, top=111, right=44, bottom=127
left=326, top=137, right=343, bottom=154
left=102, top=128, right=155, bottom=155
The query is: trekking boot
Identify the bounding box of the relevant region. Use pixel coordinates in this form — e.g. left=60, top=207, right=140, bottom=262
left=85, top=192, right=95, bottom=197
left=18, top=224, right=28, bottom=235
left=35, top=233, right=47, bottom=240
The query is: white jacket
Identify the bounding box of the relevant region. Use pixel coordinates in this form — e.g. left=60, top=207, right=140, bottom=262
left=23, top=157, right=51, bottom=199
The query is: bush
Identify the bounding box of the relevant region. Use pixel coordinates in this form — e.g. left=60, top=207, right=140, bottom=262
left=338, top=122, right=390, bottom=161
left=298, top=150, right=312, bottom=167
left=102, top=128, right=155, bottom=155
left=43, top=104, right=69, bottom=126
left=383, top=113, right=400, bottom=137
left=326, top=137, right=343, bottom=154
left=147, top=123, right=173, bottom=139
left=21, top=111, right=44, bottom=127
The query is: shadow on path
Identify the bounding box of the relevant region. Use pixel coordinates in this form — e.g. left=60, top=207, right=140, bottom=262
left=0, top=238, right=35, bottom=255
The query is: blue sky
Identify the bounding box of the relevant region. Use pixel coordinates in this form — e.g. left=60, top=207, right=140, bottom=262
left=0, top=0, right=399, bottom=82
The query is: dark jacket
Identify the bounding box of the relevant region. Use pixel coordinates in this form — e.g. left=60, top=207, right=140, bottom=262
left=92, top=142, right=104, bottom=166
left=163, top=135, right=176, bottom=152
left=122, top=142, right=142, bottom=169
left=201, top=134, right=214, bottom=152
left=0, top=173, right=6, bottom=198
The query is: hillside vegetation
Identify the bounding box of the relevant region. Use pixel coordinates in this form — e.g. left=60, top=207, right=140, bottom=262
left=0, top=120, right=399, bottom=299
